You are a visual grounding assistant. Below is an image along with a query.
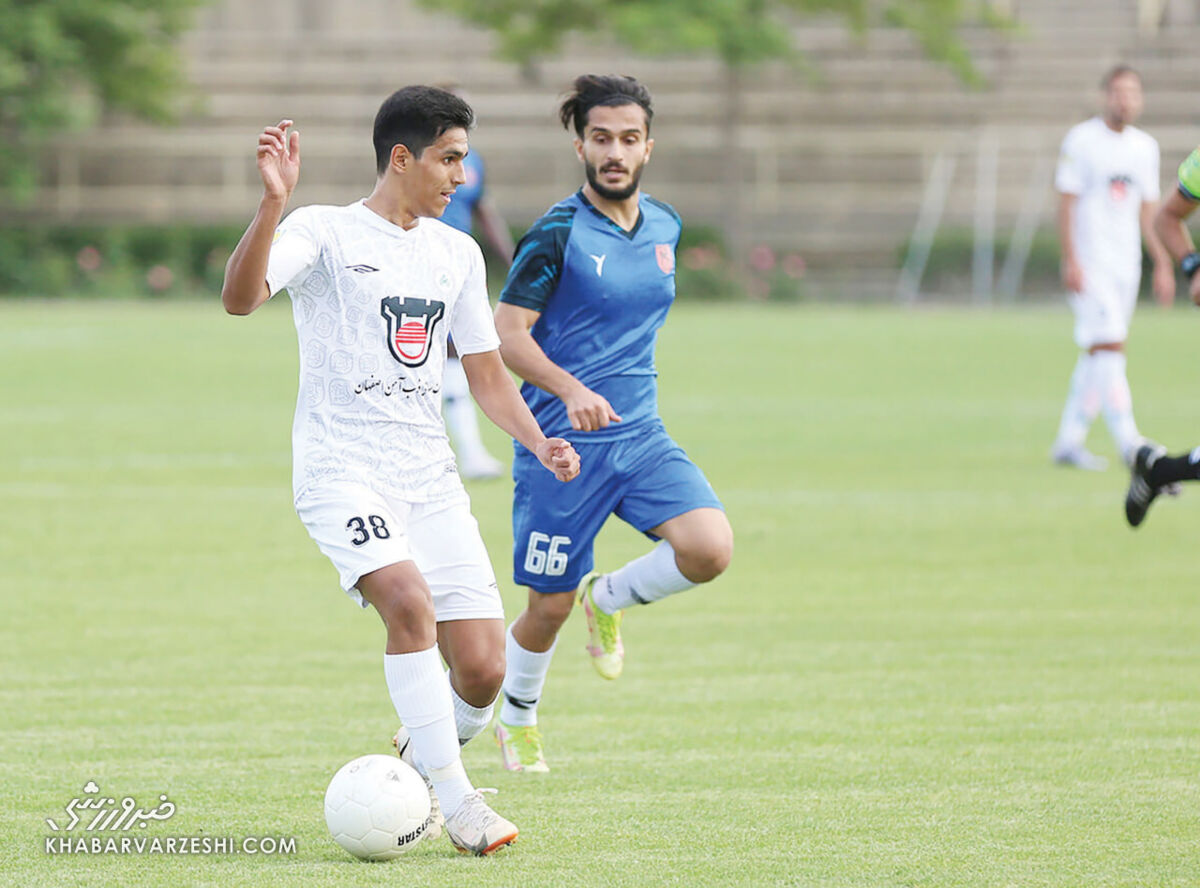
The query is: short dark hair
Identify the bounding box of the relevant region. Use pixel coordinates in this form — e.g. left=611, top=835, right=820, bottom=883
left=1102, top=64, right=1141, bottom=89
left=558, top=74, right=653, bottom=137
left=373, top=86, right=474, bottom=175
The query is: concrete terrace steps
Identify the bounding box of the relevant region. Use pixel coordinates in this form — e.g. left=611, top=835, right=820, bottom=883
left=180, top=32, right=1160, bottom=89
left=20, top=0, right=1198, bottom=278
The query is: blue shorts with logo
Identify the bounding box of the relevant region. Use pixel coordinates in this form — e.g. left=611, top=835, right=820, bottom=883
left=511, top=420, right=724, bottom=593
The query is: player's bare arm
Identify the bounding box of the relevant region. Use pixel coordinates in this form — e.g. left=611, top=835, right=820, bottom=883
left=1057, top=192, right=1084, bottom=293
left=458, top=348, right=580, bottom=482
left=474, top=199, right=515, bottom=268
left=1140, top=200, right=1176, bottom=306
left=1154, top=188, right=1198, bottom=261
left=1155, top=188, right=1200, bottom=304
left=222, top=120, right=301, bottom=315
left=494, top=302, right=622, bottom=432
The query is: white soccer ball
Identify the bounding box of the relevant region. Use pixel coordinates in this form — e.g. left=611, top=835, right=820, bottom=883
left=324, top=754, right=431, bottom=860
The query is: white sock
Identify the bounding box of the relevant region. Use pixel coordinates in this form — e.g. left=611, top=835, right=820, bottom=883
left=593, top=541, right=696, bottom=614
left=442, top=356, right=490, bottom=463
left=499, top=625, right=556, bottom=728
left=1053, top=353, right=1101, bottom=454
left=383, top=647, right=473, bottom=818
left=449, top=672, right=494, bottom=744
left=1092, top=350, right=1140, bottom=463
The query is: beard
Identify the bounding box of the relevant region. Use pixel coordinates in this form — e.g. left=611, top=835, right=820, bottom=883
left=585, top=159, right=644, bottom=201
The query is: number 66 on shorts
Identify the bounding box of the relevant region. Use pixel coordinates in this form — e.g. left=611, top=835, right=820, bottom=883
left=523, top=533, right=570, bottom=577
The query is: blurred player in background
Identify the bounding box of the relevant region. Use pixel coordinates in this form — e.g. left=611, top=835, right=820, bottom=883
left=1050, top=64, right=1173, bottom=471
left=437, top=85, right=516, bottom=481
left=219, top=86, right=579, bottom=853
left=1124, top=144, right=1200, bottom=527
left=490, top=74, right=733, bottom=772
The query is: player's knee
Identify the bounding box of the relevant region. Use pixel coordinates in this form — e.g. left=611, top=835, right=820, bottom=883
left=452, top=651, right=505, bottom=704
left=529, top=589, right=575, bottom=628
left=677, top=531, right=733, bottom=584
left=371, top=586, right=435, bottom=636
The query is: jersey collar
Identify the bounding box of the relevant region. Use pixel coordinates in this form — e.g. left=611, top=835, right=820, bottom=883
left=352, top=199, right=422, bottom=237
left=577, top=189, right=644, bottom=240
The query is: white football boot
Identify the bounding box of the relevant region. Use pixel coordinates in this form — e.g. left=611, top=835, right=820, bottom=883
left=443, top=789, right=518, bottom=856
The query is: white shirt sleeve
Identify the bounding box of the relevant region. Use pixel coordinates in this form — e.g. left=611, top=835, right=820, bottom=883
left=1055, top=127, right=1086, bottom=196
left=448, top=240, right=501, bottom=356
left=1142, top=136, right=1162, bottom=203
left=265, top=206, right=321, bottom=296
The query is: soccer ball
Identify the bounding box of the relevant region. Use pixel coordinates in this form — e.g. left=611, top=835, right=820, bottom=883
left=324, top=754, right=431, bottom=860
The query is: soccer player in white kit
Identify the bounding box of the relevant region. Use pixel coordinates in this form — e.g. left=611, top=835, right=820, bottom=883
left=220, top=86, right=580, bottom=855
left=1051, top=65, right=1174, bottom=470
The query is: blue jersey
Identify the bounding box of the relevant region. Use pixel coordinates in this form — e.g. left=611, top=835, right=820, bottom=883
left=499, top=189, right=681, bottom=440
left=441, top=151, right=485, bottom=234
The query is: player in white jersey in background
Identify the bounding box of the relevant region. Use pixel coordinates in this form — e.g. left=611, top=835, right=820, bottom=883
left=1050, top=64, right=1174, bottom=471
left=219, top=86, right=579, bottom=855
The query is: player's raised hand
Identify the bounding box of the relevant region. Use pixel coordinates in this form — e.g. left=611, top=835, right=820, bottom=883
left=562, top=384, right=621, bottom=432
left=257, top=119, right=301, bottom=200
left=535, top=438, right=580, bottom=482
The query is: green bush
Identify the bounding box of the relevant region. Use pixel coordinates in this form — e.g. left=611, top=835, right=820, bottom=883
left=0, top=223, right=245, bottom=298
left=675, top=225, right=808, bottom=302
left=0, top=221, right=809, bottom=301
left=901, top=227, right=1171, bottom=299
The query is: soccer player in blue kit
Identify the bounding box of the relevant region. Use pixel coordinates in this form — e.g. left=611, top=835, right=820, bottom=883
left=491, top=74, right=734, bottom=771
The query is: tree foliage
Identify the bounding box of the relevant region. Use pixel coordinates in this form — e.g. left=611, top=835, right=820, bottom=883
left=0, top=0, right=203, bottom=197
left=421, top=0, right=994, bottom=82
left=425, top=0, right=999, bottom=268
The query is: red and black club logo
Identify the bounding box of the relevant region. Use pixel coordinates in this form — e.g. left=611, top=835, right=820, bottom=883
left=380, top=296, right=445, bottom=367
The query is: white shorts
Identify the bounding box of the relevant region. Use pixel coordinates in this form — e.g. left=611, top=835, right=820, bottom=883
left=294, top=484, right=504, bottom=622
left=1069, top=269, right=1139, bottom=348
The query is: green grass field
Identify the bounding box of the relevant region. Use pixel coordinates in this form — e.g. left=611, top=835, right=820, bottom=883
left=3, top=298, right=1200, bottom=887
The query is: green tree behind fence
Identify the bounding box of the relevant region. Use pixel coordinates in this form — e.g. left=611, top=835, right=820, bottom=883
left=0, top=0, right=203, bottom=199
left=423, top=0, right=1000, bottom=267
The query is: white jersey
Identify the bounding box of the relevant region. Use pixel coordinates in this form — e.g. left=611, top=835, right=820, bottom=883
left=1055, top=116, right=1160, bottom=277
left=265, top=200, right=500, bottom=503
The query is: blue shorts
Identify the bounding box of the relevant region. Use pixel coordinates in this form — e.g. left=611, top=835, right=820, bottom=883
left=511, top=421, right=723, bottom=593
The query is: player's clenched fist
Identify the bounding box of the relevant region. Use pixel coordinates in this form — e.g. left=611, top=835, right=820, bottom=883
left=562, top=383, right=621, bottom=432
left=257, top=119, right=301, bottom=200
left=535, top=438, right=580, bottom=482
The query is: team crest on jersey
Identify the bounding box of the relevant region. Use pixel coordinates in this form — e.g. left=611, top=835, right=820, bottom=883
left=655, top=243, right=675, bottom=274
left=379, top=296, right=445, bottom=367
